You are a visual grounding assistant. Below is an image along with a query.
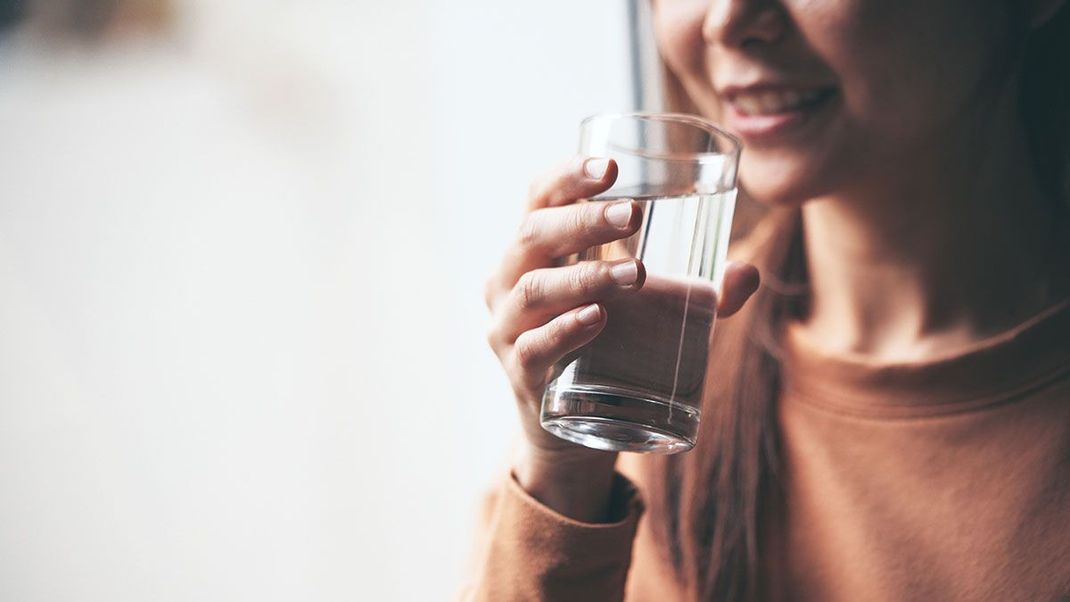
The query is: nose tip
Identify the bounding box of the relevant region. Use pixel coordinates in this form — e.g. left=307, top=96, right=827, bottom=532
left=702, top=0, right=788, bottom=48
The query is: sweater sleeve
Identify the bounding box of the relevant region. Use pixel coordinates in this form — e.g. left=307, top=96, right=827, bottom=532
left=459, top=470, right=645, bottom=602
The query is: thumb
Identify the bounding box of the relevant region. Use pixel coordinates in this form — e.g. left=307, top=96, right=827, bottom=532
left=717, top=261, right=760, bottom=318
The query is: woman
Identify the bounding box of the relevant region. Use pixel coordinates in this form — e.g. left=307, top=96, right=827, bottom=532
left=471, top=0, right=1070, bottom=600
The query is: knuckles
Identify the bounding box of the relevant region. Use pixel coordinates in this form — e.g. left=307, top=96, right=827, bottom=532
left=515, top=203, right=619, bottom=257
left=512, top=261, right=629, bottom=313
left=515, top=271, right=544, bottom=310
left=516, top=212, right=543, bottom=252
left=564, top=204, right=592, bottom=237
left=525, top=157, right=585, bottom=209
left=511, top=332, right=541, bottom=372
left=568, top=262, right=599, bottom=296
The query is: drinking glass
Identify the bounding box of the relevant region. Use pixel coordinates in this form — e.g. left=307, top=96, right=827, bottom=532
left=540, top=112, right=741, bottom=454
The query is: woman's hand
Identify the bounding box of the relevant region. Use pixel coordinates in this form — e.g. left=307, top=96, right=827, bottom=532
left=484, top=157, right=760, bottom=521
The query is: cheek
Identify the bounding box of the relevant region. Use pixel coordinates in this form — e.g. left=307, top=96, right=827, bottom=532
left=652, top=2, right=722, bottom=115
left=741, top=0, right=1014, bottom=204
left=652, top=2, right=705, bottom=75
left=809, top=1, right=1011, bottom=148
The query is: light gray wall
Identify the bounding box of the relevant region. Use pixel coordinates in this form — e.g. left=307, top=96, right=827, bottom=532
left=0, top=1, right=632, bottom=600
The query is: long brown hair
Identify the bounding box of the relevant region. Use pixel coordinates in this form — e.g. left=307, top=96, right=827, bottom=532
left=645, top=4, right=1070, bottom=601
left=22, top=0, right=173, bottom=38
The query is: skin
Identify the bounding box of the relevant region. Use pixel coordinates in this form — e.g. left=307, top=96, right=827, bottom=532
left=486, top=0, right=1069, bottom=521
left=655, top=0, right=1069, bottom=358
left=484, top=158, right=759, bottom=521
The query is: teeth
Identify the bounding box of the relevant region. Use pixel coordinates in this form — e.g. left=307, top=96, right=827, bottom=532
left=736, top=96, right=762, bottom=115
left=732, top=89, right=827, bottom=116
left=758, top=93, right=780, bottom=113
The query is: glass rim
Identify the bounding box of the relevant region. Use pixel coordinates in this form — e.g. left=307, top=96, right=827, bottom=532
left=580, top=111, right=742, bottom=162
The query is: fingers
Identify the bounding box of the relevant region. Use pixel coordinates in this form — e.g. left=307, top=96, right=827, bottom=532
left=527, top=157, right=619, bottom=210
left=517, top=200, right=642, bottom=263
left=511, top=304, right=607, bottom=390
left=494, top=259, right=645, bottom=342
left=717, top=261, right=761, bottom=318
left=491, top=200, right=643, bottom=303
left=485, top=157, right=626, bottom=309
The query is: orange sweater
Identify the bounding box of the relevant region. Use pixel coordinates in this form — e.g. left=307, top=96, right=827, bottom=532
left=462, top=292, right=1070, bottom=601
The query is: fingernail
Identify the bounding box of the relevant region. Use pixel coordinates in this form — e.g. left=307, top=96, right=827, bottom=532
left=610, top=261, right=638, bottom=286
left=604, top=201, right=633, bottom=228
left=576, top=304, right=602, bottom=325
left=584, top=157, right=610, bottom=180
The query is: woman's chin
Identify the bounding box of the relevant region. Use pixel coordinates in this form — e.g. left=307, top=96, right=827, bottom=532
left=738, top=155, right=826, bottom=208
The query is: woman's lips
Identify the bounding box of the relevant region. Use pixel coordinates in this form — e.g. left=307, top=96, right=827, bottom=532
left=723, top=87, right=837, bottom=144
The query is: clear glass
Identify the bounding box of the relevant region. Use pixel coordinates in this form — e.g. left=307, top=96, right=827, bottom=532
left=540, top=112, right=741, bottom=454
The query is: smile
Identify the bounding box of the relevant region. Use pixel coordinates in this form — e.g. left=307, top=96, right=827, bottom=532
left=722, top=86, right=838, bottom=144
left=728, top=88, right=832, bottom=116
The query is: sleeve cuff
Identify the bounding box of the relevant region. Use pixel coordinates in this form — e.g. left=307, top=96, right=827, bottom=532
left=504, top=469, right=645, bottom=530
left=472, top=470, right=644, bottom=601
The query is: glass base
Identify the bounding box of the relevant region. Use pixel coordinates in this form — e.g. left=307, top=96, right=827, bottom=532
left=541, top=386, right=698, bottom=454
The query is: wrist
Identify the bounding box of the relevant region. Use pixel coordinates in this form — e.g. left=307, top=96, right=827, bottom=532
left=514, top=444, right=619, bottom=523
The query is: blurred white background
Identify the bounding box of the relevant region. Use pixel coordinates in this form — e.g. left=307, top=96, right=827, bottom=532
left=0, top=1, right=632, bottom=600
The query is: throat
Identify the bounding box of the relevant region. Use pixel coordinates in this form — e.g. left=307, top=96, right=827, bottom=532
left=795, top=196, right=1069, bottom=363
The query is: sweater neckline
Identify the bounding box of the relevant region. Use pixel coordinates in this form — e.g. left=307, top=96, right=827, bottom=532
left=781, top=297, right=1070, bottom=418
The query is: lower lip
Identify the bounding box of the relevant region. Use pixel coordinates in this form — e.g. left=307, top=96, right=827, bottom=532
left=726, top=90, right=837, bottom=144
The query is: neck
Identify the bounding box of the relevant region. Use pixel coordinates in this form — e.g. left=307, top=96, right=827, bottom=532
left=798, top=83, right=1069, bottom=361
